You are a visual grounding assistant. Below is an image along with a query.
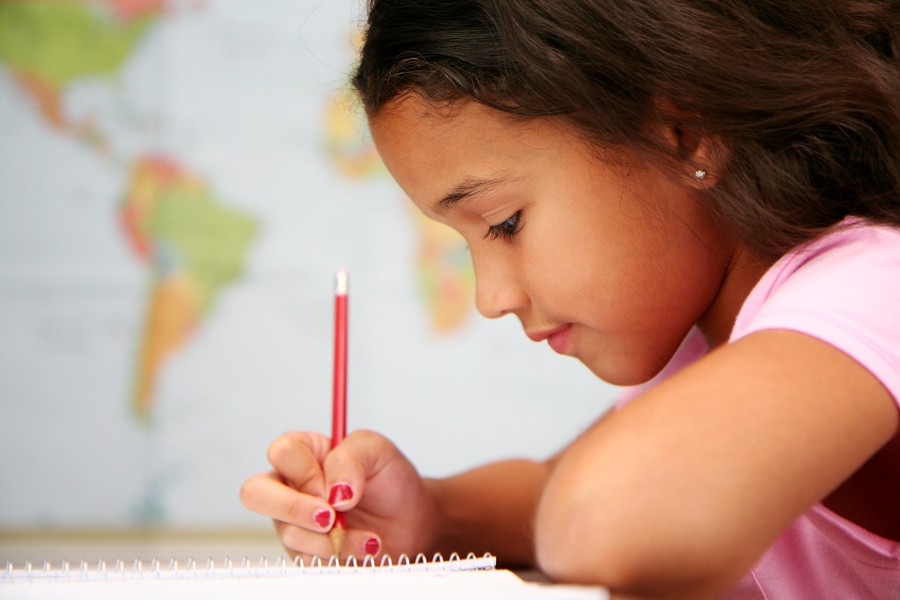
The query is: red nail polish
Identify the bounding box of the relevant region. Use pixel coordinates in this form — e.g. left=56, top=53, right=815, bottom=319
left=364, top=537, right=380, bottom=556
left=328, top=483, right=353, bottom=506
left=314, top=509, right=332, bottom=529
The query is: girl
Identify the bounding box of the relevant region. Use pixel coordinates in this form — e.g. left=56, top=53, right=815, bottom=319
left=241, top=1, right=900, bottom=597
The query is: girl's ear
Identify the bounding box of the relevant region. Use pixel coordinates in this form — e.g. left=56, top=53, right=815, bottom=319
left=654, top=100, right=721, bottom=188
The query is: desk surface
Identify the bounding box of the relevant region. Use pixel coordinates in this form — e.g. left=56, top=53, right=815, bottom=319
left=0, top=529, right=283, bottom=564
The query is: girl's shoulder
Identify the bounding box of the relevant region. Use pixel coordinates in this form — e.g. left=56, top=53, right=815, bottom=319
left=734, top=217, right=900, bottom=406
left=755, top=218, right=900, bottom=288
left=736, top=217, right=900, bottom=326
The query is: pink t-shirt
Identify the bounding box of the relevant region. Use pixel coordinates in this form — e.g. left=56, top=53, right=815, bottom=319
left=619, top=220, right=900, bottom=598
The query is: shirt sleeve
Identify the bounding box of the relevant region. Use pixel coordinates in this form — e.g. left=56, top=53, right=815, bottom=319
left=733, top=224, right=900, bottom=408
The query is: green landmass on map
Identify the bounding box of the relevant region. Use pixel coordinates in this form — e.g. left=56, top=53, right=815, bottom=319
left=147, top=186, right=259, bottom=314
left=0, top=1, right=158, bottom=88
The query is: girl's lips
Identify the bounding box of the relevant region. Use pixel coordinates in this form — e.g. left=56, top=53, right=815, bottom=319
left=547, top=325, right=573, bottom=354
left=525, top=324, right=574, bottom=354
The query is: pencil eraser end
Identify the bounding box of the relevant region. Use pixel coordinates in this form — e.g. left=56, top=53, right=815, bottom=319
left=335, top=269, right=348, bottom=295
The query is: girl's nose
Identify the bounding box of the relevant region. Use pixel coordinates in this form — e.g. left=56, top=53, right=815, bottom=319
left=473, top=258, right=528, bottom=319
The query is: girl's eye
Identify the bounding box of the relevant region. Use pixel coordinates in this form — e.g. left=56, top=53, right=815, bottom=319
left=485, top=210, right=523, bottom=241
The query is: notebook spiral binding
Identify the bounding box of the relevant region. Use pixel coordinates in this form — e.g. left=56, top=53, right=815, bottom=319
left=1, top=552, right=497, bottom=583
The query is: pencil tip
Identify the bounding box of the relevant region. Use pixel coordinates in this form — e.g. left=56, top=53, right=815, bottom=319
left=329, top=522, right=346, bottom=558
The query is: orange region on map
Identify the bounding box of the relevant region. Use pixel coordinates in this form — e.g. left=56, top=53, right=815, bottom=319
left=411, top=209, right=475, bottom=332
left=323, top=87, right=385, bottom=179
left=0, top=0, right=164, bottom=132
left=122, top=156, right=258, bottom=421
left=133, top=272, right=201, bottom=414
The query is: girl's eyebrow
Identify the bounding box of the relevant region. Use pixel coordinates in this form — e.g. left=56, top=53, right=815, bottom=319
left=436, top=175, right=514, bottom=213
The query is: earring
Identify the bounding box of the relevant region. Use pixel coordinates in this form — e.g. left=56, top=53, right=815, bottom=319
left=694, top=168, right=707, bottom=180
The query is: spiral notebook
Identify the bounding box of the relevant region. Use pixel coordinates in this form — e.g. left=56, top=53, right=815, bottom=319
left=1, top=552, right=609, bottom=599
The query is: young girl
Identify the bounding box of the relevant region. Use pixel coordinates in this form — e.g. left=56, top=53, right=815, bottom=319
left=241, top=1, right=900, bottom=597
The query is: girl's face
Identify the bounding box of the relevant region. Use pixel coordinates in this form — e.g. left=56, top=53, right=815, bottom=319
left=370, top=96, right=752, bottom=385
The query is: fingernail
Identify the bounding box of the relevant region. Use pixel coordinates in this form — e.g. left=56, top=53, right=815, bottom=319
left=314, top=509, right=332, bottom=529
left=328, top=483, right=353, bottom=506
left=364, top=537, right=380, bottom=556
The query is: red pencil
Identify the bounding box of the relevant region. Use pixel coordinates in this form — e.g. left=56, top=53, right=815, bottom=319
left=332, top=268, right=348, bottom=447
left=329, top=269, right=348, bottom=557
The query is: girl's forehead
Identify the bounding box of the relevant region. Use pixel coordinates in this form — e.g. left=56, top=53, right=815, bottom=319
left=370, top=94, right=591, bottom=161
left=368, top=99, right=515, bottom=209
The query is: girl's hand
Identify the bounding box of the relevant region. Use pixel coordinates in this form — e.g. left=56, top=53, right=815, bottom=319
left=240, top=429, right=438, bottom=561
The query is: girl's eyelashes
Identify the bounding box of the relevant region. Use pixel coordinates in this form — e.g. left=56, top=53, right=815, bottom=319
left=485, top=210, right=523, bottom=241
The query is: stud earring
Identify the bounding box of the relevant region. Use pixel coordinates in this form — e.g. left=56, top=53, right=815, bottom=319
left=694, top=168, right=707, bottom=180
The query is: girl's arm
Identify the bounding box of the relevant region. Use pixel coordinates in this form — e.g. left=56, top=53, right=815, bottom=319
left=424, top=459, right=551, bottom=566
left=535, top=329, right=898, bottom=598
left=423, top=416, right=614, bottom=566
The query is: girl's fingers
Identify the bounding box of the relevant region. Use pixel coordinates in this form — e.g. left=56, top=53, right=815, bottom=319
left=266, top=431, right=332, bottom=496
left=240, top=471, right=334, bottom=531
left=321, top=429, right=399, bottom=512
left=244, top=430, right=404, bottom=561
left=340, top=529, right=384, bottom=560
left=275, top=521, right=334, bottom=558
left=276, top=521, right=384, bottom=561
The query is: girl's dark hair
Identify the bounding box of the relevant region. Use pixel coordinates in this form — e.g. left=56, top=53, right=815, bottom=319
left=351, top=0, right=900, bottom=260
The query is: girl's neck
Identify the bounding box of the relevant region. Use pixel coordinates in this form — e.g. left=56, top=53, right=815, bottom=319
left=697, top=245, right=774, bottom=349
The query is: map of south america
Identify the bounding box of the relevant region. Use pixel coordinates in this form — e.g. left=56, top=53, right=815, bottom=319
left=121, top=156, right=258, bottom=420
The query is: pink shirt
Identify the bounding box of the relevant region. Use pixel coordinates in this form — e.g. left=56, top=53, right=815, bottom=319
left=619, top=220, right=900, bottom=598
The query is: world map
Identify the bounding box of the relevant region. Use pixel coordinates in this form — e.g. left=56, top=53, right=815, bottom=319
left=0, top=0, right=611, bottom=529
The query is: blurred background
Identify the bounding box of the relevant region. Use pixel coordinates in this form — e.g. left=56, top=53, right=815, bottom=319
left=0, top=0, right=618, bottom=562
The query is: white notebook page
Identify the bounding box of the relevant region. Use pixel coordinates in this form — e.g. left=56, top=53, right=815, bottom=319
left=1, top=553, right=609, bottom=600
